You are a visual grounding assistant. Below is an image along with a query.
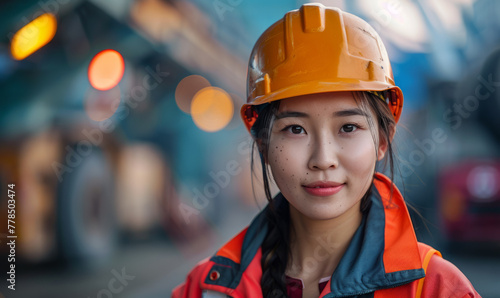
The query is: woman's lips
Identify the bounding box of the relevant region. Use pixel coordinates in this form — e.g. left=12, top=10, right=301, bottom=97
left=302, top=181, right=345, bottom=197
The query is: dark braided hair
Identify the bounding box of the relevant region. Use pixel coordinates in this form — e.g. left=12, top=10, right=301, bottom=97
left=250, top=101, right=289, bottom=297
left=250, top=92, right=397, bottom=298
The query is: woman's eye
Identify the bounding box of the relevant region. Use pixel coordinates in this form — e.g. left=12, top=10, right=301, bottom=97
left=284, top=125, right=305, bottom=134
left=341, top=124, right=357, bottom=133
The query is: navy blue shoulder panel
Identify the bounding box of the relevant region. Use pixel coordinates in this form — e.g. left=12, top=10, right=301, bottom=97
left=227, top=194, right=270, bottom=289
left=203, top=256, right=240, bottom=289
left=326, top=187, right=425, bottom=298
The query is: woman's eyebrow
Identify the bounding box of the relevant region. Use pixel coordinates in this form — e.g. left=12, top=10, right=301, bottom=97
left=333, top=108, right=367, bottom=117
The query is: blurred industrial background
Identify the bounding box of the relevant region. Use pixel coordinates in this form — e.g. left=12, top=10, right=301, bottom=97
left=0, top=0, right=499, bottom=297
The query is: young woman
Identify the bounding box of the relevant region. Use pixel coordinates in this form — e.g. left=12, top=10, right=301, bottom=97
left=172, top=4, right=480, bottom=298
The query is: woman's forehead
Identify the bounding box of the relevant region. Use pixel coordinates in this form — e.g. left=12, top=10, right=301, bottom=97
left=278, top=91, right=358, bottom=112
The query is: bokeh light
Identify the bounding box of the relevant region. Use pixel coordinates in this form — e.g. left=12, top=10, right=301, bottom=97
left=175, top=75, right=211, bottom=114
left=10, top=13, right=57, bottom=60
left=84, top=86, right=121, bottom=121
left=441, top=189, right=466, bottom=223
left=358, top=0, right=429, bottom=52
left=88, top=49, right=125, bottom=91
left=190, top=87, right=234, bottom=132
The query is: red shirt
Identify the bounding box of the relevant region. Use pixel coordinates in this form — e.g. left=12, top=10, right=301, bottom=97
left=286, top=275, right=330, bottom=298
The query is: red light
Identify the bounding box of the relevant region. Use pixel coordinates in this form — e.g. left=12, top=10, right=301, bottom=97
left=88, top=49, right=125, bottom=91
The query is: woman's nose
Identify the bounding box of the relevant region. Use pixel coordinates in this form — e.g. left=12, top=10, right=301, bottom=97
left=307, top=137, right=339, bottom=170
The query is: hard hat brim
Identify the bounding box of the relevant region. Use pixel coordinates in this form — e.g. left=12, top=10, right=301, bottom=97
left=241, top=80, right=403, bottom=132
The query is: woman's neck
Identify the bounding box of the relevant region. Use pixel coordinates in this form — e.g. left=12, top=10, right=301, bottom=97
left=286, top=200, right=363, bottom=282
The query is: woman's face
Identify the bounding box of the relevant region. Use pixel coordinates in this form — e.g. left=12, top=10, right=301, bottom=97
left=267, top=92, right=388, bottom=220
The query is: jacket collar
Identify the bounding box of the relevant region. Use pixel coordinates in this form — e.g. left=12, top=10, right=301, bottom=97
left=321, top=173, right=425, bottom=297
left=202, top=173, right=425, bottom=297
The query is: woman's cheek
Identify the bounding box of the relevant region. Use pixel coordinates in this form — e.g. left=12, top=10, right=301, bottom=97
left=269, top=138, right=302, bottom=188
left=340, top=135, right=377, bottom=174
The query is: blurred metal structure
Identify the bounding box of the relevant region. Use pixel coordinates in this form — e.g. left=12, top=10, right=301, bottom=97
left=0, top=0, right=251, bottom=264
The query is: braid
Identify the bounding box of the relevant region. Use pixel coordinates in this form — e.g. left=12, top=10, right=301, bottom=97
left=261, top=198, right=290, bottom=298
left=249, top=101, right=290, bottom=297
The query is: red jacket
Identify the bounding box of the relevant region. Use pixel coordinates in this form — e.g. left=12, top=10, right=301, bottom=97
left=172, top=173, right=480, bottom=297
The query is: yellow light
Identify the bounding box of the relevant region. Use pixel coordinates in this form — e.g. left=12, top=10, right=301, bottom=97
left=88, top=49, right=125, bottom=91
left=175, top=75, right=211, bottom=114
left=191, top=87, right=234, bottom=132
left=10, top=13, right=57, bottom=60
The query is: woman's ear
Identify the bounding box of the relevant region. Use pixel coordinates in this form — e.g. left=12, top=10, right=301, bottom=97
left=377, top=124, right=396, bottom=161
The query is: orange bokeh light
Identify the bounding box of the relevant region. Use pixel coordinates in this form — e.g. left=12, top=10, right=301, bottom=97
left=175, top=75, right=211, bottom=114
left=10, top=13, right=57, bottom=60
left=191, top=87, right=234, bottom=132
left=88, top=49, right=125, bottom=91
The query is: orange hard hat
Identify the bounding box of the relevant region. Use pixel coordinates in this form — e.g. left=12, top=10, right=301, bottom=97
left=241, top=3, right=404, bottom=132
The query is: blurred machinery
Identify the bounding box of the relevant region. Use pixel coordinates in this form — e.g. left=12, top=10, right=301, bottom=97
left=404, top=47, right=500, bottom=249
left=0, top=120, right=202, bottom=264
left=0, top=0, right=245, bottom=265
left=439, top=161, right=500, bottom=244
left=437, top=48, right=500, bottom=246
